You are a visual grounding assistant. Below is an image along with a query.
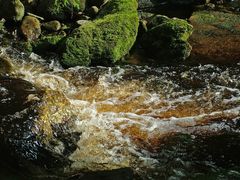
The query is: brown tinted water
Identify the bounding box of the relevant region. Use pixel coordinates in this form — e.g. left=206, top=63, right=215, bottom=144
left=1, top=47, right=240, bottom=179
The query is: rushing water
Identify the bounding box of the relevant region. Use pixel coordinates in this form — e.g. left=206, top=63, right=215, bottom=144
left=1, top=47, right=240, bottom=179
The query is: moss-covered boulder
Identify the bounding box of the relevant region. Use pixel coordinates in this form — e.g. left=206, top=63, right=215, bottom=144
left=37, top=0, right=86, bottom=20
left=60, top=0, right=139, bottom=67
left=189, top=10, right=240, bottom=64
left=140, top=15, right=193, bottom=64
left=0, top=0, right=25, bottom=21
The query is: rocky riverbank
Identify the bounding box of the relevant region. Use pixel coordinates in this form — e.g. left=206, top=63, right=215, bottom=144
left=0, top=0, right=239, bottom=67
left=1, top=0, right=240, bottom=179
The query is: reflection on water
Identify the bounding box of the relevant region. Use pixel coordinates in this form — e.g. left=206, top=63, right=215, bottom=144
left=1, top=47, right=240, bottom=179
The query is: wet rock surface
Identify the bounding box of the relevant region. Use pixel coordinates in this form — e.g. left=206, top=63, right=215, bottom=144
left=189, top=10, right=240, bottom=64
left=0, top=48, right=240, bottom=179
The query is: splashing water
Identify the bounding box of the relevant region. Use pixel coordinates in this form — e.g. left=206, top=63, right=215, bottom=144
left=1, top=47, right=240, bottom=179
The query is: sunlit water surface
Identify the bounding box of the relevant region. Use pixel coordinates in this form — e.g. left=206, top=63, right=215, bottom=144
left=1, top=47, right=240, bottom=179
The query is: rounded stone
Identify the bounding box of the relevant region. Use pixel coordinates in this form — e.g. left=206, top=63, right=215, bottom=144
left=42, top=20, right=61, bottom=31
left=21, top=16, right=41, bottom=41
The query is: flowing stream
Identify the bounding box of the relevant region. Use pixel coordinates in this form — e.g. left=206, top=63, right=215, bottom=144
left=1, top=47, right=240, bottom=179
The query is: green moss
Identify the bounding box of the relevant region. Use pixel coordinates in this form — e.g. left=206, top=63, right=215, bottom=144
left=0, top=20, right=5, bottom=33
left=32, top=35, right=64, bottom=55
left=192, top=11, right=240, bottom=34
left=37, top=0, right=86, bottom=20
left=98, top=0, right=138, bottom=17
left=60, top=0, right=139, bottom=67
left=141, top=15, right=193, bottom=63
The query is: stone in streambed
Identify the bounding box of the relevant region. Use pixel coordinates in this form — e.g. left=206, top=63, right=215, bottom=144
left=189, top=10, right=240, bottom=64
left=0, top=0, right=25, bottom=21
left=42, top=20, right=61, bottom=32
left=140, top=15, right=193, bottom=64
left=60, top=0, right=139, bottom=67
left=21, top=16, right=41, bottom=41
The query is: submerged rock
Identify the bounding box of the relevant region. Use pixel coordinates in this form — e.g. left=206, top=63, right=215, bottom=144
left=189, top=10, right=240, bottom=64
left=60, top=0, right=139, bottom=67
left=140, top=15, right=193, bottom=64
left=0, top=0, right=25, bottom=21
left=36, top=0, right=86, bottom=20
left=21, top=16, right=41, bottom=41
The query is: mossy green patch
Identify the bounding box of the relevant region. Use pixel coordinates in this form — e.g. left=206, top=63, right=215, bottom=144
left=191, top=11, right=240, bottom=34
left=0, top=20, right=5, bottom=33
left=141, top=15, right=193, bottom=64
left=37, top=0, right=86, bottom=20
left=60, top=0, right=139, bottom=67
left=98, top=0, right=138, bottom=17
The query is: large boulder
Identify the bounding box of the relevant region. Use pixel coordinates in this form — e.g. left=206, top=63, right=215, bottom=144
left=140, top=15, right=193, bottom=64
left=60, top=0, right=139, bottom=67
left=36, top=0, right=86, bottom=20
left=0, top=0, right=25, bottom=21
left=189, top=10, right=240, bottom=64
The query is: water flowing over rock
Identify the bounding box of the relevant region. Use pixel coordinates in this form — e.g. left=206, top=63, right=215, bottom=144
left=1, top=47, right=240, bottom=179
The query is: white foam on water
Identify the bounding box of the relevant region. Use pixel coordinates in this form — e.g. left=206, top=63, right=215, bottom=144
left=1, top=47, right=240, bottom=175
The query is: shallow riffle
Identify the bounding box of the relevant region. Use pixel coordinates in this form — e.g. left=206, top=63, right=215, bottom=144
left=0, top=47, right=240, bottom=179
